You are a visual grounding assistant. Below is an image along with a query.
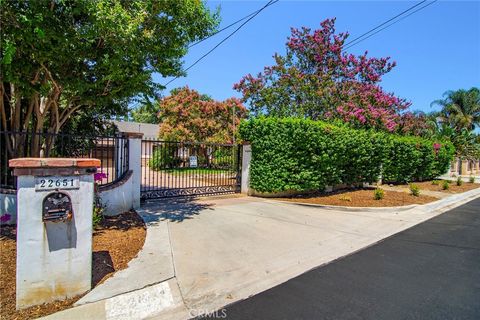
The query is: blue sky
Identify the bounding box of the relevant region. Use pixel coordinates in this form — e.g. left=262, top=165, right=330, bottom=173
left=155, top=0, right=480, bottom=114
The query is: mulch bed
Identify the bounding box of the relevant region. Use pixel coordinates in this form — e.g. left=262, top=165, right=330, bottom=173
left=274, top=188, right=438, bottom=207
left=0, top=210, right=146, bottom=320
left=398, top=181, right=480, bottom=193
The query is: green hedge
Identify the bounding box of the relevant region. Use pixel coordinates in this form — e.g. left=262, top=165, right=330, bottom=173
left=149, top=147, right=182, bottom=170
left=239, top=118, right=454, bottom=193
left=382, top=136, right=454, bottom=183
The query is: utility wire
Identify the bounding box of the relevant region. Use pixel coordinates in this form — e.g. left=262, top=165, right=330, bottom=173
left=344, top=0, right=427, bottom=47
left=344, top=0, right=438, bottom=50
left=164, top=0, right=277, bottom=87
left=189, top=0, right=279, bottom=48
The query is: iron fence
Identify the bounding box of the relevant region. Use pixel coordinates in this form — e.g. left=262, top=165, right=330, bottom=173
left=0, top=131, right=129, bottom=190
left=141, top=139, right=242, bottom=199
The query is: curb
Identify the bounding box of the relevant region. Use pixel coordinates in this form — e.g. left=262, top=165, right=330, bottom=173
left=264, top=199, right=418, bottom=212
left=264, top=186, right=480, bottom=213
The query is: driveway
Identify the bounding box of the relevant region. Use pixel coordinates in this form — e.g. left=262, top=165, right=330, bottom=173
left=212, top=197, right=480, bottom=320
left=163, top=195, right=472, bottom=316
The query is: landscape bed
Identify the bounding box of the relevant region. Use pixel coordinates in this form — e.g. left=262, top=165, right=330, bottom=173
left=273, top=188, right=438, bottom=207
left=396, top=180, right=479, bottom=193
left=0, top=210, right=146, bottom=320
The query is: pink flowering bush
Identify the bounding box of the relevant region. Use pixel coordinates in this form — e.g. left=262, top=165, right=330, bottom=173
left=234, top=18, right=413, bottom=132
left=94, top=172, right=108, bottom=182
left=0, top=213, right=11, bottom=223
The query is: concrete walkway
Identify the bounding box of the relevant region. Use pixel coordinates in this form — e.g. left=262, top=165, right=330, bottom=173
left=41, top=188, right=480, bottom=320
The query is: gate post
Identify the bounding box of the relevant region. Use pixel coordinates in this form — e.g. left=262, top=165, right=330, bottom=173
left=241, top=143, right=252, bottom=195
left=124, top=132, right=143, bottom=209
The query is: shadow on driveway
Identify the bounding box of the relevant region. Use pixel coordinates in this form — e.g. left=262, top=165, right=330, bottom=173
left=139, top=197, right=214, bottom=224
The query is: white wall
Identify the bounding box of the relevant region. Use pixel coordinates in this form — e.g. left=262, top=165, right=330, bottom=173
left=98, top=171, right=134, bottom=216
left=241, top=144, right=252, bottom=195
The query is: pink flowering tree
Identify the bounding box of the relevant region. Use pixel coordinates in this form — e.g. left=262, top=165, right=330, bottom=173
left=234, top=18, right=412, bottom=132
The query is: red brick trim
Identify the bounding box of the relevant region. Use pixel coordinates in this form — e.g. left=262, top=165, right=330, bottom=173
left=9, top=158, right=101, bottom=168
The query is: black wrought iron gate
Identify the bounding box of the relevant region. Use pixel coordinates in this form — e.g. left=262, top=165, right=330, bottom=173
left=140, top=139, right=242, bottom=200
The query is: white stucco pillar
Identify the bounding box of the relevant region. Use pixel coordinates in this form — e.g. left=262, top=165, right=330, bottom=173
left=241, top=144, right=252, bottom=195
left=9, top=158, right=99, bottom=309
left=125, top=133, right=143, bottom=209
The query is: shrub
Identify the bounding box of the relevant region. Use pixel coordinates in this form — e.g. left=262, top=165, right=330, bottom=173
left=93, top=192, right=105, bottom=228
left=456, top=177, right=463, bottom=186
left=432, top=180, right=440, bottom=185
left=442, top=180, right=450, bottom=190
left=470, top=176, right=476, bottom=183
left=409, top=183, right=420, bottom=196
left=373, top=188, right=384, bottom=200
left=382, top=136, right=454, bottom=183
left=339, top=195, right=352, bottom=202
left=239, top=117, right=455, bottom=194
left=211, top=148, right=234, bottom=169
left=149, top=147, right=182, bottom=170
left=239, top=117, right=385, bottom=193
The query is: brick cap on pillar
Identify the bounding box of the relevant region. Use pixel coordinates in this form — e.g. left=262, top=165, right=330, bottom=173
left=9, top=158, right=101, bottom=168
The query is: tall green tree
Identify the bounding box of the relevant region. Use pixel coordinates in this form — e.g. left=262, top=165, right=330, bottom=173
left=1, top=0, right=219, bottom=156
left=431, top=87, right=480, bottom=132
left=130, top=103, right=160, bottom=124
left=428, top=88, right=480, bottom=159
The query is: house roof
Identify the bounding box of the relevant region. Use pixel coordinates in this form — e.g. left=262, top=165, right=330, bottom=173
left=112, top=120, right=159, bottom=139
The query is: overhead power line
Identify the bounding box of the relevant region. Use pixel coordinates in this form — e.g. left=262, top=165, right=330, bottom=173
left=164, top=0, right=278, bottom=87
left=344, top=0, right=438, bottom=50
left=189, top=0, right=279, bottom=48
left=344, top=0, right=427, bottom=47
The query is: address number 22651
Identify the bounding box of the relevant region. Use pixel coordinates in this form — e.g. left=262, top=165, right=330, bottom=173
left=35, top=176, right=79, bottom=191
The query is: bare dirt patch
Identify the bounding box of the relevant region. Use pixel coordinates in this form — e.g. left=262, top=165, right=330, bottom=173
left=274, top=189, right=438, bottom=207
left=0, top=210, right=146, bottom=320
left=399, top=181, right=480, bottom=194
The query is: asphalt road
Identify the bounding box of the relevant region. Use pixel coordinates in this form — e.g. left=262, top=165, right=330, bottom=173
left=206, top=197, right=480, bottom=320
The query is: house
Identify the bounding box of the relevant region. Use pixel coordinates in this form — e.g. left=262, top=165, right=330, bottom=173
left=112, top=120, right=159, bottom=140
left=112, top=120, right=159, bottom=160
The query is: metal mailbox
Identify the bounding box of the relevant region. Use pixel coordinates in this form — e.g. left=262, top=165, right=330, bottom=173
left=42, top=192, right=73, bottom=222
